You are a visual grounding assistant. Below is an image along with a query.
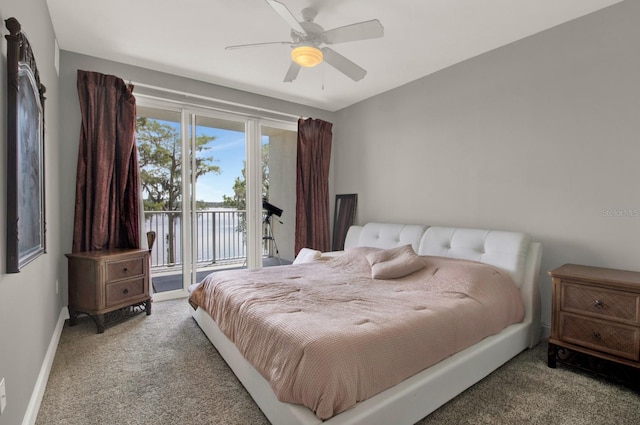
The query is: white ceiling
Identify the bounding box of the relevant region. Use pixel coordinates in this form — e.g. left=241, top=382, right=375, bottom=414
left=46, top=0, right=622, bottom=112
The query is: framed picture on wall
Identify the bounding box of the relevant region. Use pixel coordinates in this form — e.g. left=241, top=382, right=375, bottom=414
left=5, top=17, right=47, bottom=273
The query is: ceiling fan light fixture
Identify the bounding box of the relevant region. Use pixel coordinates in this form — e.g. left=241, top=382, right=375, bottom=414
left=291, top=45, right=323, bottom=67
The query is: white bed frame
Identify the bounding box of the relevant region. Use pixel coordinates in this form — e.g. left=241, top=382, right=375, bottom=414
left=190, top=223, right=542, bottom=425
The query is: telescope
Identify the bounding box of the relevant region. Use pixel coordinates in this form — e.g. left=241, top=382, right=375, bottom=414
left=262, top=199, right=283, bottom=217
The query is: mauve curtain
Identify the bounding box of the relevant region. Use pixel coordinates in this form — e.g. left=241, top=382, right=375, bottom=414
left=72, top=70, right=140, bottom=252
left=295, top=118, right=333, bottom=254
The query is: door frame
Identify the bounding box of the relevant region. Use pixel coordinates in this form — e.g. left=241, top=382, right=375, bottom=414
left=136, top=95, right=297, bottom=300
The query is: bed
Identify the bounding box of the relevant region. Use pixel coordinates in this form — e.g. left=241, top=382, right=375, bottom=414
left=189, top=222, right=542, bottom=424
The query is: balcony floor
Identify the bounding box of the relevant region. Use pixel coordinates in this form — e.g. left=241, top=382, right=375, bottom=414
left=151, top=256, right=291, bottom=293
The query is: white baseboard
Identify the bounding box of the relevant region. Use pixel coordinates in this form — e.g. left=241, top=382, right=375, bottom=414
left=150, top=289, right=189, bottom=302
left=21, top=306, right=69, bottom=425
left=540, top=323, right=551, bottom=341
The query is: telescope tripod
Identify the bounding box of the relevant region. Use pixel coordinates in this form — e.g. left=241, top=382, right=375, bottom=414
left=263, top=213, right=282, bottom=265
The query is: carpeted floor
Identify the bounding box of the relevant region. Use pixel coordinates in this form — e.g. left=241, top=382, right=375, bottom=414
left=36, top=299, right=640, bottom=425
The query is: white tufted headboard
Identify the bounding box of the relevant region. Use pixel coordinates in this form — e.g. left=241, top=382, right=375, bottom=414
left=343, top=222, right=543, bottom=347
left=346, top=223, right=531, bottom=287
left=349, top=223, right=428, bottom=253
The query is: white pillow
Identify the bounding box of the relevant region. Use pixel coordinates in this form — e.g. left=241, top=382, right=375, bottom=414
left=366, top=245, right=425, bottom=279
left=293, top=248, right=322, bottom=264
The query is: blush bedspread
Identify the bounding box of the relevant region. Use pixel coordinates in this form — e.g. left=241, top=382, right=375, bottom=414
left=189, top=247, right=525, bottom=420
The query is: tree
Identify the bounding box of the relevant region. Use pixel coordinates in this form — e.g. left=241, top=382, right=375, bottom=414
left=223, top=143, right=269, bottom=209
left=137, top=117, right=220, bottom=264
left=222, top=143, right=270, bottom=234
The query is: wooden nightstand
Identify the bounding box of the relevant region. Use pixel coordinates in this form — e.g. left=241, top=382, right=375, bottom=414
left=66, top=249, right=152, bottom=333
left=548, top=263, right=640, bottom=380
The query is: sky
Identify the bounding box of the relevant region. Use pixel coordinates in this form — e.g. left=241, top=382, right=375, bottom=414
left=196, top=126, right=270, bottom=203
left=138, top=118, right=266, bottom=205
left=196, top=126, right=247, bottom=203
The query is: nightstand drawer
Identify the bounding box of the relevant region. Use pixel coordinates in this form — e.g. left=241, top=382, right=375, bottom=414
left=106, top=257, right=145, bottom=281
left=106, top=278, right=146, bottom=306
left=562, top=281, right=640, bottom=324
left=559, top=312, right=640, bottom=361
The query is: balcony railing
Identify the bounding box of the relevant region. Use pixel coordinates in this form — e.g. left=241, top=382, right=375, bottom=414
left=145, top=209, right=251, bottom=268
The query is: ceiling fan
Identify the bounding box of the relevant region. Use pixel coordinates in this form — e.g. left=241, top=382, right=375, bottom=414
left=226, top=0, right=384, bottom=82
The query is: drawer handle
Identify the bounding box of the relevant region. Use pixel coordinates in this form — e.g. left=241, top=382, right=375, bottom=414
left=123, top=288, right=129, bottom=295
left=593, top=299, right=604, bottom=309
left=123, top=267, right=129, bottom=273
left=593, top=331, right=602, bottom=340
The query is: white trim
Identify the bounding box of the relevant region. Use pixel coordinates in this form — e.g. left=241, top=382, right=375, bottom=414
left=189, top=112, right=198, bottom=288
left=132, top=82, right=300, bottom=123
left=21, top=306, right=69, bottom=425
left=541, top=322, right=551, bottom=340
left=53, top=39, right=59, bottom=76
left=246, top=119, right=263, bottom=269
left=151, top=290, right=190, bottom=302
left=180, top=110, right=193, bottom=290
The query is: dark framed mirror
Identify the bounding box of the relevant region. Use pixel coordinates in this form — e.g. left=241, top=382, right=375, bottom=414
left=5, top=17, right=47, bottom=273
left=332, top=194, right=357, bottom=251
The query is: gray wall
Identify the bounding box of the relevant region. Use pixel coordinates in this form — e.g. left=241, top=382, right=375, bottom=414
left=333, top=1, right=639, bottom=331
left=0, top=0, right=62, bottom=424
left=267, top=128, right=298, bottom=262
left=2, top=0, right=637, bottom=422
left=1, top=7, right=333, bottom=422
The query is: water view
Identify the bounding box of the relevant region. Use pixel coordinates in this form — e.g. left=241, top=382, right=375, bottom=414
left=146, top=208, right=247, bottom=267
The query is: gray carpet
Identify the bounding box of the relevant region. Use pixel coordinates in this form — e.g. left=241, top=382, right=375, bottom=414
left=36, top=299, right=640, bottom=425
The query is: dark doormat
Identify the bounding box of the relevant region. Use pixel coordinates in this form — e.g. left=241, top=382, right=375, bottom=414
left=151, top=258, right=291, bottom=293
left=152, top=270, right=216, bottom=293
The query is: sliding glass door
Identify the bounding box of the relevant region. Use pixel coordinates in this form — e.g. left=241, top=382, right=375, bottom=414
left=136, top=105, right=185, bottom=294
left=192, top=114, right=247, bottom=282
left=137, top=100, right=296, bottom=296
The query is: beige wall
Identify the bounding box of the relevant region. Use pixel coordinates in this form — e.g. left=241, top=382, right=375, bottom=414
left=333, top=1, right=639, bottom=332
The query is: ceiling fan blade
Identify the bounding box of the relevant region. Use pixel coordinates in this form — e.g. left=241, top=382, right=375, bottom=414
left=320, top=47, right=367, bottom=81
left=323, top=19, right=384, bottom=44
left=283, top=62, right=301, bottom=82
left=265, top=0, right=306, bottom=34
left=225, top=41, right=292, bottom=50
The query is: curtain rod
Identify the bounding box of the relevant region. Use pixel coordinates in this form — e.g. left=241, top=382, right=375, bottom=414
left=129, top=80, right=303, bottom=121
